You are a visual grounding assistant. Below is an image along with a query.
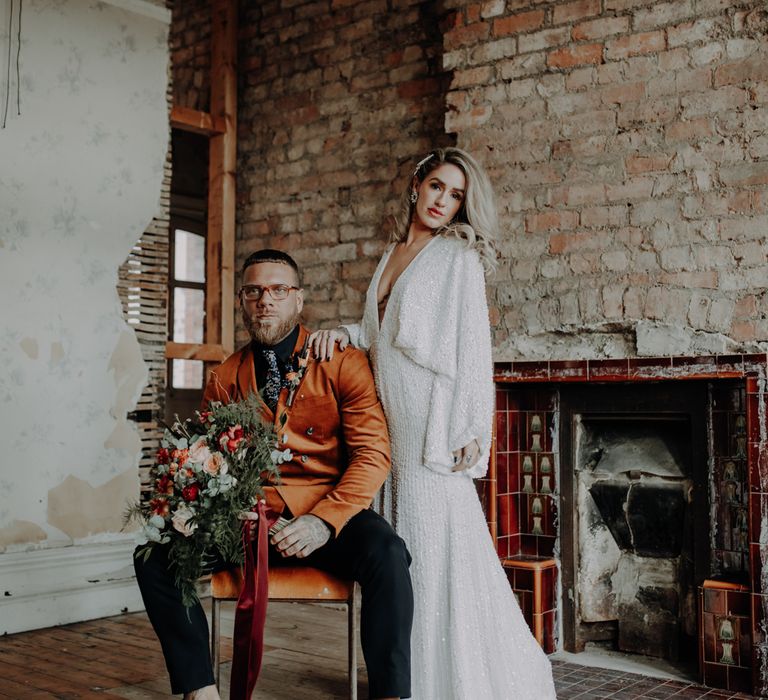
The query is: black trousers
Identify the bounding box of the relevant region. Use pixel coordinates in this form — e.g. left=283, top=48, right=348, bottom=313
left=134, top=508, right=413, bottom=698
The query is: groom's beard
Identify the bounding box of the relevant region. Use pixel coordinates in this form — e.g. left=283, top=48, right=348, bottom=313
left=243, top=307, right=300, bottom=346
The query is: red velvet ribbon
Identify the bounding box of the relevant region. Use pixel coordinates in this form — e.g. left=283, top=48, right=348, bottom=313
left=230, top=500, right=278, bottom=700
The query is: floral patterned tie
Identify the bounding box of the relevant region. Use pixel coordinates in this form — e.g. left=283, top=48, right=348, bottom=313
left=261, top=349, right=282, bottom=412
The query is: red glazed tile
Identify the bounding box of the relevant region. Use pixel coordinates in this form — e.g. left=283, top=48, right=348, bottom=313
left=518, top=492, right=530, bottom=531
left=494, top=361, right=512, bottom=376
left=508, top=454, right=520, bottom=494
left=702, top=611, right=717, bottom=662
left=508, top=410, right=520, bottom=452
left=508, top=533, right=521, bottom=557
left=520, top=534, right=538, bottom=556
left=704, top=587, right=727, bottom=615
left=498, top=494, right=511, bottom=539
left=495, top=388, right=508, bottom=411
left=509, top=493, right=519, bottom=537
left=717, top=354, right=746, bottom=376
left=746, top=375, right=760, bottom=394
left=739, top=617, right=751, bottom=667
left=517, top=589, right=533, bottom=626
left=629, top=356, right=673, bottom=379
left=495, top=411, right=508, bottom=453
left=672, top=355, right=719, bottom=379
left=588, top=358, right=631, bottom=381
left=510, top=361, right=550, bottom=381
left=548, top=360, right=588, bottom=382
left=715, top=636, right=740, bottom=669
left=743, top=353, right=768, bottom=370
left=512, top=567, right=534, bottom=591
left=542, top=610, right=556, bottom=653
left=496, top=535, right=510, bottom=559
left=540, top=566, right=556, bottom=613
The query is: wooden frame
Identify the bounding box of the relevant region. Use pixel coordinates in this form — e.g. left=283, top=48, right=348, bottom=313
left=165, top=0, right=237, bottom=366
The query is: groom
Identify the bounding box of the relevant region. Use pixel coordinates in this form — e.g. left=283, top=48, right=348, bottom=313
left=134, top=249, right=413, bottom=700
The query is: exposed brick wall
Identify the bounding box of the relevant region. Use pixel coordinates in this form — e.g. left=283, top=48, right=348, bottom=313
left=444, top=0, right=768, bottom=359
left=235, top=0, right=450, bottom=346
left=169, top=0, right=211, bottom=112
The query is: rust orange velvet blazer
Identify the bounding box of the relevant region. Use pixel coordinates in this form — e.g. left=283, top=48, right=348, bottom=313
left=202, top=325, right=391, bottom=536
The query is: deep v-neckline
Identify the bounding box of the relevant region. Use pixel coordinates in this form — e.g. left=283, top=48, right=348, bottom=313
left=374, top=235, right=438, bottom=331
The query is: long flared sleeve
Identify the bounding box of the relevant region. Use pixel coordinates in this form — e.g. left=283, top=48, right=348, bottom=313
left=445, top=251, right=494, bottom=479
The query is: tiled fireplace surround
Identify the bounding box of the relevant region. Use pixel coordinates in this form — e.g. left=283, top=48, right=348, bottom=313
left=484, top=354, right=768, bottom=697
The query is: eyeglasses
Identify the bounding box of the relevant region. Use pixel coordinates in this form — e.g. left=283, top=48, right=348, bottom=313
left=239, top=284, right=300, bottom=301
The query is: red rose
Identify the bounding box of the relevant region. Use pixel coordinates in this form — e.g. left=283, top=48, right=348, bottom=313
left=150, top=497, right=169, bottom=516
left=157, top=448, right=170, bottom=465
left=219, top=425, right=245, bottom=453
left=182, top=483, right=200, bottom=502
left=199, top=410, right=212, bottom=423
left=156, top=474, right=173, bottom=495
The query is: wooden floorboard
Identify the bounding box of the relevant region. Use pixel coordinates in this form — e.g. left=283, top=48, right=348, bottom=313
left=1, top=600, right=757, bottom=699
left=1, top=600, right=365, bottom=699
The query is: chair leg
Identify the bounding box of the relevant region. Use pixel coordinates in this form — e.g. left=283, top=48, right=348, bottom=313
left=211, top=597, right=221, bottom=689
left=348, top=583, right=358, bottom=700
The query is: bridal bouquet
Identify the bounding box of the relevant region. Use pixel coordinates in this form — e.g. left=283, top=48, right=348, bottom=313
left=126, top=394, right=285, bottom=606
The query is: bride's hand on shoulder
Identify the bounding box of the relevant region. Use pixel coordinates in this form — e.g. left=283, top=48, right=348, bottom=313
left=452, top=439, right=480, bottom=472
left=308, top=327, right=350, bottom=361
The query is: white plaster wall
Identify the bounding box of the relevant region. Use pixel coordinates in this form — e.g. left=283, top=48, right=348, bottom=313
left=0, top=0, right=168, bottom=559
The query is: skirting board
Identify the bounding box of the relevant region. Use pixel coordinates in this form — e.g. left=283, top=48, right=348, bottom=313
left=0, top=540, right=146, bottom=635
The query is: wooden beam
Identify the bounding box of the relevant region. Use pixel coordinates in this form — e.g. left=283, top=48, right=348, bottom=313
left=207, top=0, right=238, bottom=356
left=165, top=342, right=228, bottom=362
left=170, top=105, right=225, bottom=135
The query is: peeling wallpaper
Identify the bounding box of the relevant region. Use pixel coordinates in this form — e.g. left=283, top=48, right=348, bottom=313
left=0, top=0, right=169, bottom=550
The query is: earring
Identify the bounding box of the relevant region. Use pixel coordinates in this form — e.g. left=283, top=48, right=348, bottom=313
left=410, top=190, right=418, bottom=204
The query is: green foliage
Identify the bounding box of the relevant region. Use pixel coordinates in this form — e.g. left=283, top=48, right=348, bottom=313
left=125, top=393, right=279, bottom=606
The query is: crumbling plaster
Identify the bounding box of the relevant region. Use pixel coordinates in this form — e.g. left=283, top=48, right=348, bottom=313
left=495, top=319, right=768, bottom=362
left=0, top=0, right=169, bottom=551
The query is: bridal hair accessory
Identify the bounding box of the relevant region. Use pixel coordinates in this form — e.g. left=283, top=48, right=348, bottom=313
left=413, top=152, right=434, bottom=175
left=410, top=190, right=418, bottom=204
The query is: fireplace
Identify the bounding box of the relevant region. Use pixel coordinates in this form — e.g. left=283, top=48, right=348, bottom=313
left=490, top=354, right=768, bottom=696
left=559, top=383, right=708, bottom=664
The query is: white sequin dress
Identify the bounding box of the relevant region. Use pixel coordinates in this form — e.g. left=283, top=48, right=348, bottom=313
left=345, top=235, right=556, bottom=700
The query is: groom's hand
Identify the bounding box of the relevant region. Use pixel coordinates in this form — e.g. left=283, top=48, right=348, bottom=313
left=271, top=514, right=331, bottom=558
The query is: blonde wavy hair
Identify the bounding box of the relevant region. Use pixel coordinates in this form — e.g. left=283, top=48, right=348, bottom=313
left=391, top=147, right=499, bottom=271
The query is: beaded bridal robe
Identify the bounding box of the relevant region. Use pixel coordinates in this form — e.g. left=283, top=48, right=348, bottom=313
left=345, top=235, right=556, bottom=700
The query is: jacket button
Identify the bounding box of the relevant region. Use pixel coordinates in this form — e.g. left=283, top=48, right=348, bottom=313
left=282, top=434, right=289, bottom=444
left=306, top=427, right=314, bottom=435
left=301, top=455, right=308, bottom=463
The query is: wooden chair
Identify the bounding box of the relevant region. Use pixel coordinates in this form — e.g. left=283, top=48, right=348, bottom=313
left=210, top=566, right=359, bottom=699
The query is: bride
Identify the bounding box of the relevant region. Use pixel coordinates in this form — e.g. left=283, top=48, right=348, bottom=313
left=311, top=148, right=555, bottom=699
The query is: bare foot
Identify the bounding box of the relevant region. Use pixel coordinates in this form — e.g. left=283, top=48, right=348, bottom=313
left=183, top=685, right=220, bottom=700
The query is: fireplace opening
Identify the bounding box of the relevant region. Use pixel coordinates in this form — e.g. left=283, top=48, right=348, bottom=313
left=560, top=382, right=710, bottom=667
